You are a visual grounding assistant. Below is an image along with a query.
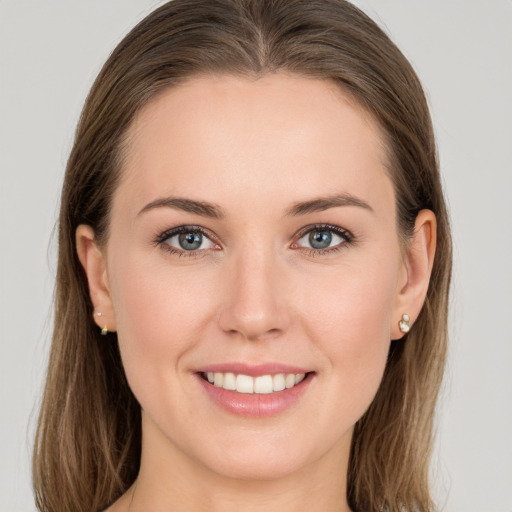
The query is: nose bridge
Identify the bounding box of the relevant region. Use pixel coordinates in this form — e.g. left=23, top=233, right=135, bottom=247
left=217, top=240, right=289, bottom=340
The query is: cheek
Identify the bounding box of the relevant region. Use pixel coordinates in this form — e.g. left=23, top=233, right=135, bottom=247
left=107, top=250, right=219, bottom=390
left=301, top=252, right=398, bottom=338
left=299, top=255, right=398, bottom=414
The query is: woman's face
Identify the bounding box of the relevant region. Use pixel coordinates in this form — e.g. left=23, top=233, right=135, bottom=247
left=99, top=73, right=409, bottom=480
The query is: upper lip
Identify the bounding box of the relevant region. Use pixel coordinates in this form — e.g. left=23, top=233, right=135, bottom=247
left=195, top=362, right=313, bottom=377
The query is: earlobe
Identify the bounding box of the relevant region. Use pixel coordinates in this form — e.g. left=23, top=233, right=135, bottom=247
left=76, top=225, right=117, bottom=333
left=392, top=209, right=437, bottom=340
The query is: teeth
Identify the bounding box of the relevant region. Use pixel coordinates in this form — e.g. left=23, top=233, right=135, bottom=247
left=204, top=372, right=307, bottom=394
left=254, top=375, right=273, bottom=394
left=214, top=372, right=224, bottom=387
left=223, top=372, right=236, bottom=390
left=273, top=373, right=286, bottom=391
left=236, top=374, right=254, bottom=394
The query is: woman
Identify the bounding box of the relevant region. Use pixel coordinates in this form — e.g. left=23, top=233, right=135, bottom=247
left=32, top=0, right=452, bottom=511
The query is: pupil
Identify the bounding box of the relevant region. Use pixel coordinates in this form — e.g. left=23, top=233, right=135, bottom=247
left=179, top=232, right=202, bottom=250
left=309, top=230, right=332, bottom=249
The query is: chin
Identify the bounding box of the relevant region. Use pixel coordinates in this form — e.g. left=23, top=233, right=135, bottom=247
left=202, top=451, right=309, bottom=482
left=185, top=426, right=348, bottom=484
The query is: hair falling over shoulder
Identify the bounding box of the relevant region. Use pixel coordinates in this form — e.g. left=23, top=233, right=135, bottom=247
left=33, top=1, right=452, bottom=511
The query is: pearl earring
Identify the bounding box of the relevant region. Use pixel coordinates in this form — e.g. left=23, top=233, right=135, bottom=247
left=93, top=312, right=109, bottom=335
left=399, top=314, right=411, bottom=333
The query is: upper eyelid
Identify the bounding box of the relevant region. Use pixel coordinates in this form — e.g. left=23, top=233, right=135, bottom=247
left=156, top=225, right=217, bottom=244
left=293, top=223, right=352, bottom=241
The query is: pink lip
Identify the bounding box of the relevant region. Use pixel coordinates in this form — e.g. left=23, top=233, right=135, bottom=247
left=196, top=362, right=311, bottom=377
left=195, top=369, right=315, bottom=418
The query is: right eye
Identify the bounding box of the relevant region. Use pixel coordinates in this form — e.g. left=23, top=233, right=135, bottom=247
left=156, top=226, right=219, bottom=256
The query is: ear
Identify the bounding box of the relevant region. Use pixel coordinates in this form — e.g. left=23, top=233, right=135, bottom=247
left=76, top=224, right=116, bottom=333
left=391, top=209, right=437, bottom=340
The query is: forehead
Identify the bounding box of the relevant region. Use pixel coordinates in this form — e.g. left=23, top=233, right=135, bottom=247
left=116, top=73, right=393, bottom=218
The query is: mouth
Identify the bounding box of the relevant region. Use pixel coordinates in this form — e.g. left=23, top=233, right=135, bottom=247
left=194, top=363, right=316, bottom=417
left=199, top=371, right=313, bottom=394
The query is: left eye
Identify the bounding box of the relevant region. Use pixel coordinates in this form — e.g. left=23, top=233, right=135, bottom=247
left=164, top=230, right=215, bottom=251
left=296, top=227, right=347, bottom=250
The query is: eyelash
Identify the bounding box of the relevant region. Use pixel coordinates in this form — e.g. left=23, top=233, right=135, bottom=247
left=154, top=224, right=354, bottom=259
left=293, top=224, right=354, bottom=258
left=154, top=225, right=218, bottom=258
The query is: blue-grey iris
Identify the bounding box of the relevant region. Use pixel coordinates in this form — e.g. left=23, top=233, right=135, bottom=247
left=309, top=230, right=332, bottom=249
left=179, top=232, right=202, bottom=250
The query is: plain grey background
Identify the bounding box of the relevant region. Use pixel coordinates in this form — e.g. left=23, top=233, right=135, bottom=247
left=1, top=1, right=511, bottom=511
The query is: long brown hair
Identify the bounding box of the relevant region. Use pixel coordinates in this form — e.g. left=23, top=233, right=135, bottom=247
left=33, top=1, right=452, bottom=511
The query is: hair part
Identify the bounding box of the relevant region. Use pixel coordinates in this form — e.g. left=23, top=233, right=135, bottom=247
left=33, top=1, right=452, bottom=511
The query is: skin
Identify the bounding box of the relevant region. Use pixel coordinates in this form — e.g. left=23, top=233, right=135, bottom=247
left=77, top=73, right=436, bottom=512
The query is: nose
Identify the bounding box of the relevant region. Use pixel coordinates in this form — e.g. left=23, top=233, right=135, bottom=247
left=217, top=247, right=291, bottom=341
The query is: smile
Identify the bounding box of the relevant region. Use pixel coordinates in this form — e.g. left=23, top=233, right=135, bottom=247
left=202, top=372, right=306, bottom=394
left=196, top=366, right=315, bottom=417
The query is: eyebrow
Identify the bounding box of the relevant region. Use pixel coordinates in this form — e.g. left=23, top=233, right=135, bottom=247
left=138, top=197, right=225, bottom=219
left=284, top=193, right=374, bottom=216
left=138, top=192, right=373, bottom=219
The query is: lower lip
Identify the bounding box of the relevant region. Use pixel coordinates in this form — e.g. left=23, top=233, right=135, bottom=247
left=196, top=373, right=314, bottom=418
